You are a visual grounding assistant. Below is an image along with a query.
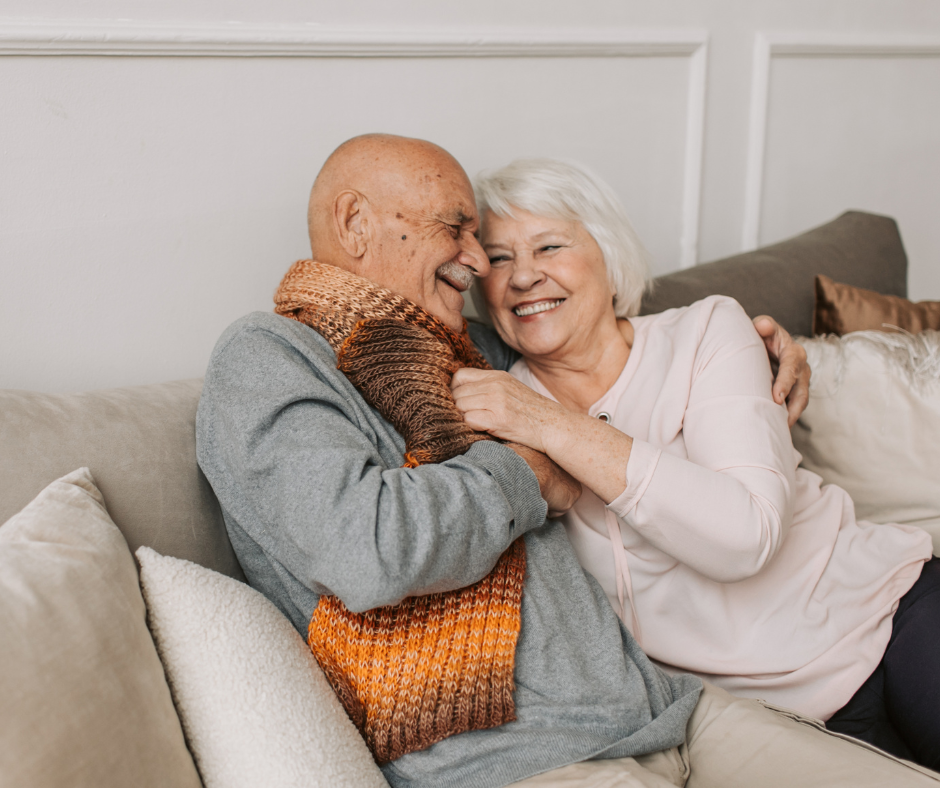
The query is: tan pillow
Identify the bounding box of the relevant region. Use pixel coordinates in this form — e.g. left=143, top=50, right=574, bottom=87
left=0, top=468, right=202, bottom=788
left=814, top=274, right=940, bottom=336
left=792, top=332, right=940, bottom=554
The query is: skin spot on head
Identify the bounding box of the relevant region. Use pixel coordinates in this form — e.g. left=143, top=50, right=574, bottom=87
left=396, top=213, right=403, bottom=219
left=401, top=235, right=407, bottom=240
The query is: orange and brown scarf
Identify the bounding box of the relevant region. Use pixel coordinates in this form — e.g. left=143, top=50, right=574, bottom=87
left=274, top=260, right=526, bottom=764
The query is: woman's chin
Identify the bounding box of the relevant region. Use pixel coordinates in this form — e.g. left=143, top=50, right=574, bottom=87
left=500, top=322, right=569, bottom=360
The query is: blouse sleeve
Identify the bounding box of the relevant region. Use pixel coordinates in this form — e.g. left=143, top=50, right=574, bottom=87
left=608, top=297, right=796, bottom=583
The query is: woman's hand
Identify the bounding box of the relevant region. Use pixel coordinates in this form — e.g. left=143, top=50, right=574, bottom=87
left=451, top=368, right=565, bottom=453
left=452, top=367, right=633, bottom=505
left=451, top=369, right=582, bottom=515
left=752, top=316, right=811, bottom=427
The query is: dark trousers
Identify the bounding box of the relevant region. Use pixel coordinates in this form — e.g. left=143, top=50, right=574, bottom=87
left=827, top=557, right=940, bottom=770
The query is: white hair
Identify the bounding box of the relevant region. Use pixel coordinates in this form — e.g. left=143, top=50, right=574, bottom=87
left=474, top=158, right=651, bottom=318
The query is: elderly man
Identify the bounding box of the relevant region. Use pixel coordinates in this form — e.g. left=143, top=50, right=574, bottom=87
left=195, top=134, right=936, bottom=788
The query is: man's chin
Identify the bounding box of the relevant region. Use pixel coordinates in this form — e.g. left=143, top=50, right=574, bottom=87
left=441, top=310, right=466, bottom=332
left=430, top=290, right=467, bottom=331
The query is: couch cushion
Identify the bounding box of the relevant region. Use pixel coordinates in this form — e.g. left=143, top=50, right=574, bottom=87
left=137, top=546, right=389, bottom=788
left=0, top=378, right=242, bottom=579
left=813, top=274, right=940, bottom=336
left=641, top=210, right=907, bottom=337
left=792, top=331, right=940, bottom=555
left=0, top=468, right=203, bottom=788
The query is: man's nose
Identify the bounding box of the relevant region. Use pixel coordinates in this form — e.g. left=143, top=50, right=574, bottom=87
left=459, top=234, right=491, bottom=278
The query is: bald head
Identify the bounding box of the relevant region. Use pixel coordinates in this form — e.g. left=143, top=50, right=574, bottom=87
left=303, top=133, right=490, bottom=331
left=308, top=134, right=465, bottom=261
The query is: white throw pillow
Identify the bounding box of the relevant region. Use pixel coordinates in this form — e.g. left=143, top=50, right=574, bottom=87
left=0, top=468, right=201, bottom=788
left=792, top=330, right=940, bottom=554
left=136, top=546, right=389, bottom=788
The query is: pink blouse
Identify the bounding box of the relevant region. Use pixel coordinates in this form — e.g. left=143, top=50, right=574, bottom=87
left=509, top=296, right=931, bottom=720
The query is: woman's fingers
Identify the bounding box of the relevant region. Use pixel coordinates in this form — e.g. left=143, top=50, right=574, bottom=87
left=451, top=367, right=556, bottom=450
left=450, top=367, right=490, bottom=388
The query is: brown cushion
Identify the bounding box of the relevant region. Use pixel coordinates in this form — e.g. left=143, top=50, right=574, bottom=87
left=641, top=210, right=907, bottom=337
left=0, top=468, right=203, bottom=788
left=0, top=379, right=243, bottom=579
left=813, top=274, right=940, bottom=336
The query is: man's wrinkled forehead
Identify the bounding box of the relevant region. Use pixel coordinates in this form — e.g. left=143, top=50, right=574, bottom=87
left=385, top=161, right=479, bottom=223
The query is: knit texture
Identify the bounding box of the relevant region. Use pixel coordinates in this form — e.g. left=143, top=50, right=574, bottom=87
left=274, top=260, right=526, bottom=764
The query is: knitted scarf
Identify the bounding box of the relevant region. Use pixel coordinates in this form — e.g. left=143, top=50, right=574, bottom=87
left=274, top=260, right=526, bottom=765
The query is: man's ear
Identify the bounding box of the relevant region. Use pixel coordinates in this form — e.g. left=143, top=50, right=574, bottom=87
left=333, top=190, right=369, bottom=259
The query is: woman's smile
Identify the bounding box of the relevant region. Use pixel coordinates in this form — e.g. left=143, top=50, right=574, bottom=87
left=480, top=208, right=622, bottom=364
left=513, top=298, right=566, bottom=318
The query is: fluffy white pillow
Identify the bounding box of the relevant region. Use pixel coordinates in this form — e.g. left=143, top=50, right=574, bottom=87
left=136, top=546, right=389, bottom=788
left=792, top=330, right=940, bottom=554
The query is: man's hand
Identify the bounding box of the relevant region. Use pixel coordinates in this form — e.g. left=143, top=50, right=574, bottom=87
left=504, top=442, right=582, bottom=519
left=752, top=315, right=811, bottom=427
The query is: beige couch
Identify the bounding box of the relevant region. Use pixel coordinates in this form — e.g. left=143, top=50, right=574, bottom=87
left=0, top=211, right=920, bottom=785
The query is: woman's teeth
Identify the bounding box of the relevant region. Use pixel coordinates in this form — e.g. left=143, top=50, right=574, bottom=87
left=513, top=299, right=564, bottom=317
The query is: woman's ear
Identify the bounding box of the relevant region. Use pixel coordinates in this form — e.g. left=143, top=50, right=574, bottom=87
left=333, top=190, right=368, bottom=259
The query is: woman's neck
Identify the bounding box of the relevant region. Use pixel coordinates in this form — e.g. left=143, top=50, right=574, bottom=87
left=524, top=318, right=634, bottom=413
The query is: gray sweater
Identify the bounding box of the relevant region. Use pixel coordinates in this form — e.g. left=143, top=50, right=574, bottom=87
left=196, top=312, right=701, bottom=788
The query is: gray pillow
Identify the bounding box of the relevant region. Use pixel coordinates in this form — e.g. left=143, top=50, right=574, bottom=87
left=641, top=210, right=907, bottom=337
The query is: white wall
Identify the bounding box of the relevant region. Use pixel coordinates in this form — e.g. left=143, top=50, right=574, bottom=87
left=2, top=1, right=939, bottom=392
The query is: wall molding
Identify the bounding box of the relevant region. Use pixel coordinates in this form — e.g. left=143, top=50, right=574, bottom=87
left=0, top=19, right=708, bottom=268
left=680, top=41, right=708, bottom=269
left=741, top=32, right=940, bottom=251
left=0, top=20, right=705, bottom=58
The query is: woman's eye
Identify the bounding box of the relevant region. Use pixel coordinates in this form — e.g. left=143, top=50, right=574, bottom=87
left=539, top=245, right=561, bottom=253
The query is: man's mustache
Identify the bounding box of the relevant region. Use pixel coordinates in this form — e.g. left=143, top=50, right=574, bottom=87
left=437, top=260, right=475, bottom=291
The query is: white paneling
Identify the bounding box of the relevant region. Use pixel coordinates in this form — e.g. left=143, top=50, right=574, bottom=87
left=7, top=9, right=940, bottom=394
left=743, top=34, right=940, bottom=300
left=0, top=24, right=705, bottom=392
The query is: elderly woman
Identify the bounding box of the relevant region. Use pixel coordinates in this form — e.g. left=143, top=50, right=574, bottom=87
left=452, top=158, right=939, bottom=769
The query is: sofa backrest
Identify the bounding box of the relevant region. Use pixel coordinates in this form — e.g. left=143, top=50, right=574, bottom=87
left=0, top=379, right=244, bottom=580
left=641, top=210, right=907, bottom=337
left=0, top=209, right=908, bottom=576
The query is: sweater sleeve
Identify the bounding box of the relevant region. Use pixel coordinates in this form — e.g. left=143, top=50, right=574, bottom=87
left=608, top=297, right=796, bottom=583
left=196, top=315, right=547, bottom=613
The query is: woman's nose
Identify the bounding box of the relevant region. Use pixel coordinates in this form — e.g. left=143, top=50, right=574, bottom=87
left=509, top=253, right=545, bottom=289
